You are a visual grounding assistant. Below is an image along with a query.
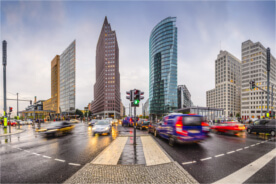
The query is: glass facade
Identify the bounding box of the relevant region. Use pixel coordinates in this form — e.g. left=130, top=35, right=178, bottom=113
left=149, top=17, right=178, bottom=116
left=60, top=40, right=76, bottom=113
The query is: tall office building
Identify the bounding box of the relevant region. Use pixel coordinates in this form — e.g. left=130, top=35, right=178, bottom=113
left=241, top=40, right=276, bottom=119
left=50, top=55, right=60, bottom=113
left=206, top=50, right=241, bottom=117
left=149, top=17, right=178, bottom=117
left=92, top=17, right=120, bottom=118
left=60, top=40, right=76, bottom=113
left=178, top=85, right=192, bottom=108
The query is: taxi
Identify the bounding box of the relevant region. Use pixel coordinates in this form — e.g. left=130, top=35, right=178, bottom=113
left=37, top=121, right=75, bottom=137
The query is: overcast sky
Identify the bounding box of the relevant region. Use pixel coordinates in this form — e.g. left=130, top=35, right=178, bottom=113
left=0, top=1, right=275, bottom=116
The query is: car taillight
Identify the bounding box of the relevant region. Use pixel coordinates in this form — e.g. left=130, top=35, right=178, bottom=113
left=201, top=122, right=209, bottom=126
left=175, top=117, right=187, bottom=136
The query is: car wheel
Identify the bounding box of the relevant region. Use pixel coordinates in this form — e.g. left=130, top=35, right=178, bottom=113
left=154, top=130, right=158, bottom=137
left=247, top=128, right=251, bottom=134
left=169, top=136, right=175, bottom=147
left=270, top=130, right=275, bottom=137
left=140, top=127, right=142, bottom=131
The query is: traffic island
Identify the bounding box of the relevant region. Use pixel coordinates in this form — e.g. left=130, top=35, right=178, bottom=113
left=64, top=135, right=198, bottom=184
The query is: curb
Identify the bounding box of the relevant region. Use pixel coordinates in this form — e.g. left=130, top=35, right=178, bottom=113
left=0, top=129, right=26, bottom=137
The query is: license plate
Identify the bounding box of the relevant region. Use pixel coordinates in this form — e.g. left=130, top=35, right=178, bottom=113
left=188, top=130, right=199, bottom=133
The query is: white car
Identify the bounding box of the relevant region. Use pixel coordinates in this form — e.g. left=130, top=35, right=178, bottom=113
left=105, top=118, right=113, bottom=126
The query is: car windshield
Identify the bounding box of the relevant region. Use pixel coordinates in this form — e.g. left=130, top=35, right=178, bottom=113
left=143, top=121, right=150, bottom=125
left=95, top=121, right=109, bottom=125
left=183, top=116, right=202, bottom=126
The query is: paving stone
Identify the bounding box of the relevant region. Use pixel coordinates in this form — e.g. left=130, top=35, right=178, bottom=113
left=65, top=162, right=198, bottom=184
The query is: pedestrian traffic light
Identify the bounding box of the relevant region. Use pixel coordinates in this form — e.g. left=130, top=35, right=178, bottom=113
left=9, top=107, right=13, bottom=113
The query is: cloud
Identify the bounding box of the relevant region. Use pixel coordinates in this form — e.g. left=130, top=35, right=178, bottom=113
left=0, top=1, right=274, bottom=117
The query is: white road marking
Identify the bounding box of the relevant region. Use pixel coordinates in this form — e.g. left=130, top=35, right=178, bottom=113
left=244, top=146, right=249, bottom=149
left=55, top=159, right=65, bottom=162
left=236, top=148, right=243, bottom=151
left=43, top=156, right=51, bottom=159
left=261, top=141, right=265, bottom=143
left=69, top=163, right=81, bottom=166
left=251, top=144, right=256, bottom=147
left=17, top=148, right=22, bottom=150
left=200, top=157, right=212, bottom=161
left=215, top=154, right=225, bottom=157
left=24, top=150, right=30, bottom=153
left=256, top=143, right=260, bottom=145
left=213, top=148, right=276, bottom=184
left=32, top=153, right=40, bottom=156
left=227, top=151, right=235, bottom=154
left=182, top=161, right=196, bottom=165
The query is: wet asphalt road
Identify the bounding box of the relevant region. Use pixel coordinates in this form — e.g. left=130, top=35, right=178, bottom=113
left=0, top=122, right=123, bottom=183
left=152, top=131, right=276, bottom=183
left=1, top=123, right=275, bottom=183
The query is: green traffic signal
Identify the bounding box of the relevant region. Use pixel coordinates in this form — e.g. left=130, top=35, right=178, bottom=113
left=134, top=99, right=139, bottom=105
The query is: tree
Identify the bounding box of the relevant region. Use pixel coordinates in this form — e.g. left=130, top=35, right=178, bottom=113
left=236, top=113, right=240, bottom=118
left=75, top=109, right=83, bottom=117
left=84, top=111, right=92, bottom=117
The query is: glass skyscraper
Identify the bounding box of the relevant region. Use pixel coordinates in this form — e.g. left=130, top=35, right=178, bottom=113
left=149, top=17, right=178, bottom=117
left=60, top=40, right=76, bottom=113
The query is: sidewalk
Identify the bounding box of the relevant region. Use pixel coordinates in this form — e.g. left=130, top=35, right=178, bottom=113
left=65, top=134, right=198, bottom=184
left=0, top=127, right=26, bottom=137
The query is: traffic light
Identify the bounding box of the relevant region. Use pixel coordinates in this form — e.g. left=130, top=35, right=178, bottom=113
left=133, top=89, right=140, bottom=106
left=139, top=91, right=144, bottom=100
left=126, top=91, right=133, bottom=101
left=250, top=80, right=255, bottom=90
left=9, top=107, right=13, bottom=113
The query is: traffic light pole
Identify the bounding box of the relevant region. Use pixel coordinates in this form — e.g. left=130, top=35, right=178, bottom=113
left=3, top=40, right=7, bottom=128
left=133, top=106, right=136, bottom=145
left=267, top=48, right=270, bottom=117
left=8, top=112, right=11, bottom=133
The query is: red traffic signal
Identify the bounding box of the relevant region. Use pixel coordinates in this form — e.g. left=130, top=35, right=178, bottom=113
left=9, top=107, right=13, bottom=112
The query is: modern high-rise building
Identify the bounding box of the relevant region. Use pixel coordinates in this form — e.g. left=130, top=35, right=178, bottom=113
left=206, top=50, right=241, bottom=118
left=59, top=40, right=76, bottom=113
left=241, top=40, right=276, bottom=119
left=177, top=85, right=192, bottom=109
left=149, top=17, right=178, bottom=118
left=51, top=55, right=60, bottom=113
left=91, top=17, right=120, bottom=118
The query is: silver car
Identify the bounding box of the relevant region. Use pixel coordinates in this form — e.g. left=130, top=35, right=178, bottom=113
left=92, top=120, right=112, bottom=136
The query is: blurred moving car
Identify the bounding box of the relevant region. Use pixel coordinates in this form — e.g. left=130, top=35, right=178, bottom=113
left=105, top=118, right=113, bottom=126
left=136, top=119, right=150, bottom=130
left=37, top=121, right=75, bottom=137
left=92, top=120, right=112, bottom=136
left=8, top=121, right=17, bottom=126
left=148, top=121, right=160, bottom=134
left=247, top=119, right=276, bottom=136
left=211, top=122, right=245, bottom=135
left=70, top=119, right=80, bottom=123
left=154, top=114, right=207, bottom=146
left=201, top=122, right=210, bottom=135
left=122, top=116, right=139, bottom=127
left=88, top=119, right=98, bottom=126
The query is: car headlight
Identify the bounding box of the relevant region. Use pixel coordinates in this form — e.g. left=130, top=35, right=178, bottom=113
left=105, top=127, right=109, bottom=130
left=92, top=127, right=96, bottom=130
